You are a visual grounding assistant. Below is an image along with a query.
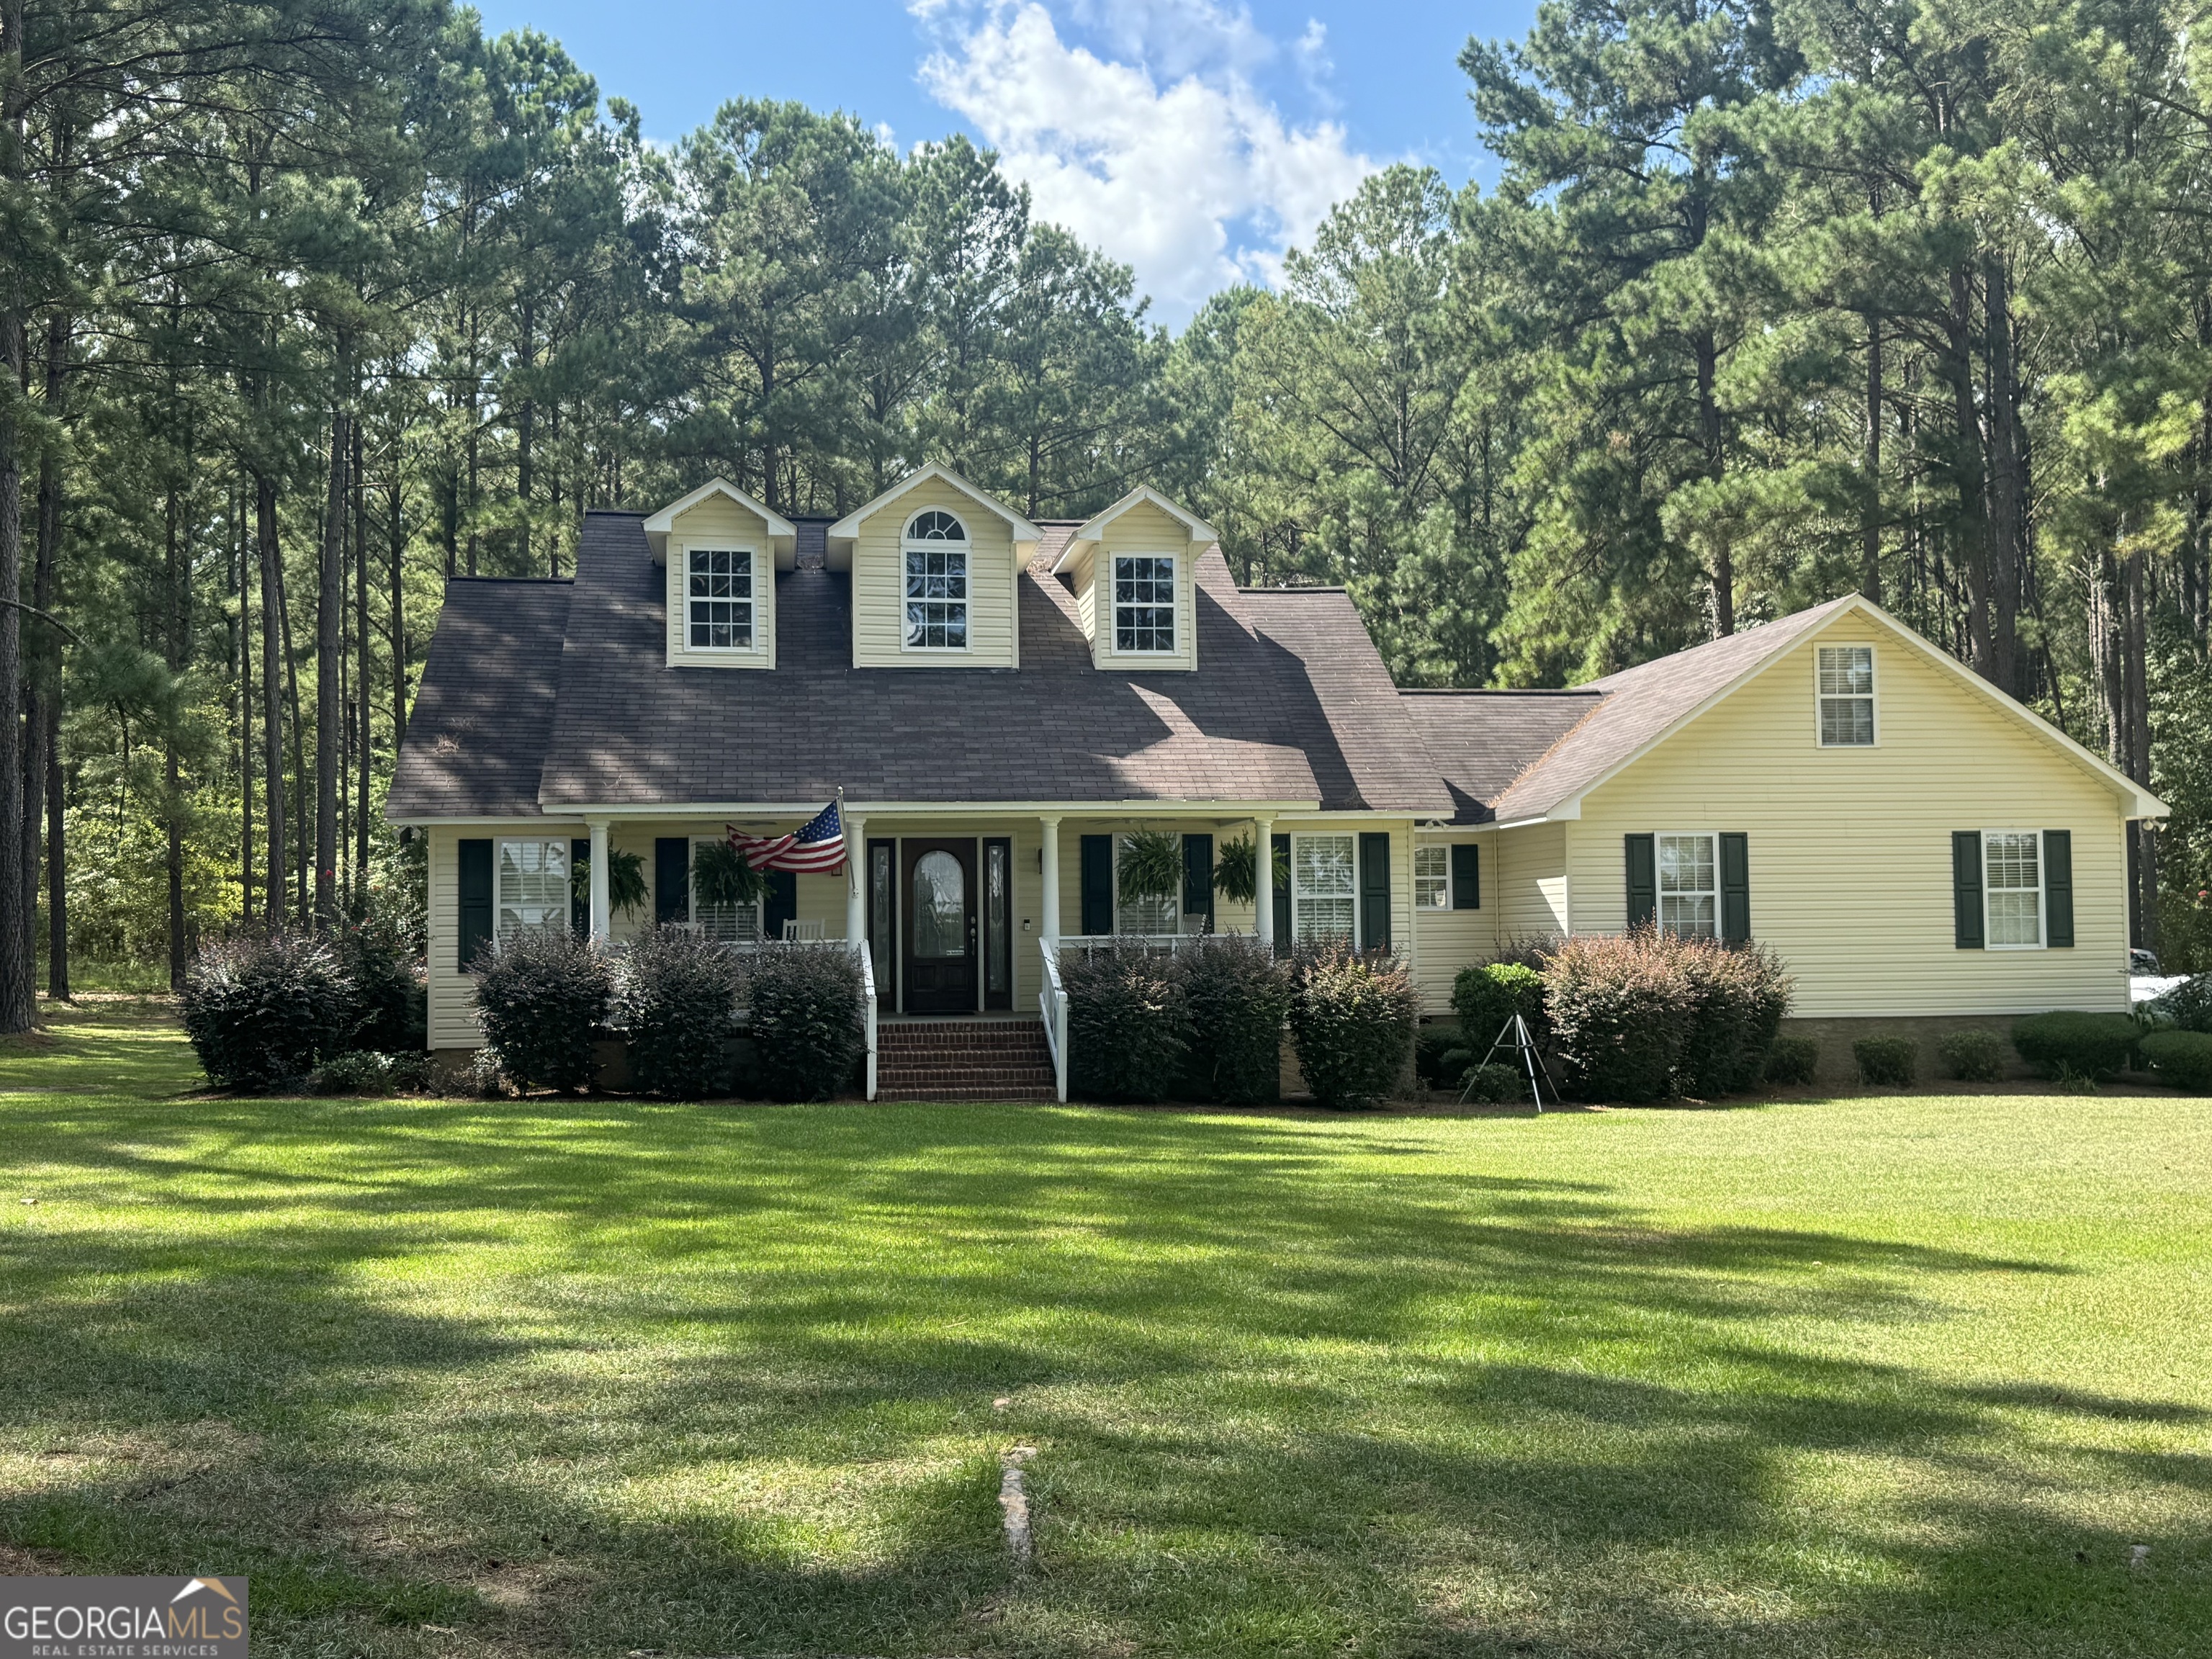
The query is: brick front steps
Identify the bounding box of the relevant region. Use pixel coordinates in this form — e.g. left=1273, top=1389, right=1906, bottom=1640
left=876, top=1018, right=1058, bottom=1102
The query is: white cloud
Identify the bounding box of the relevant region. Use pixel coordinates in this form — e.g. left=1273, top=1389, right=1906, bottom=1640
left=915, top=1, right=1374, bottom=322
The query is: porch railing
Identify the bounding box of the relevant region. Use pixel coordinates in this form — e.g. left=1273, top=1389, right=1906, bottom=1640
left=1038, top=938, right=1070, bottom=1103
left=1053, top=930, right=1254, bottom=956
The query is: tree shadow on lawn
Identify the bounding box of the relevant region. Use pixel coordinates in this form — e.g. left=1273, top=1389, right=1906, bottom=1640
left=1, top=1099, right=2205, bottom=1657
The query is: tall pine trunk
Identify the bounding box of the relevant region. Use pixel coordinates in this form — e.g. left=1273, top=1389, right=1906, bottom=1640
left=316, top=376, right=348, bottom=928
left=1984, top=253, right=2026, bottom=698
left=0, top=0, right=32, bottom=1031
left=235, top=481, right=252, bottom=927
left=163, top=487, right=184, bottom=987
left=1861, top=313, right=1883, bottom=603
left=1693, top=330, right=1733, bottom=636
left=24, top=310, right=63, bottom=983
left=1943, top=263, right=1995, bottom=680
left=255, top=475, right=287, bottom=930
left=354, top=419, right=370, bottom=904
left=387, top=461, right=407, bottom=749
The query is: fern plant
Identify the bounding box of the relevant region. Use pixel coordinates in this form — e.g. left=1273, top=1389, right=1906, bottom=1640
left=692, top=840, right=766, bottom=909
left=570, top=846, right=650, bottom=917
left=1117, top=828, right=1184, bottom=901
left=1212, top=834, right=1287, bottom=907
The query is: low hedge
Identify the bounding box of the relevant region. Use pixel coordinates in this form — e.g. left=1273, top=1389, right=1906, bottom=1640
left=746, top=943, right=868, bottom=1102
left=1462, top=1061, right=1526, bottom=1105
left=1763, top=1035, right=1819, bottom=1086
left=474, top=927, right=614, bottom=1092
left=2140, top=1029, right=2212, bottom=1093
left=1178, top=934, right=1290, bottom=1103
left=1853, top=1036, right=1916, bottom=1087
left=1064, top=940, right=1192, bottom=1102
left=1288, top=945, right=1419, bottom=1109
left=616, top=925, right=741, bottom=1098
left=2011, top=1012, right=2141, bottom=1081
left=1937, top=1030, right=2005, bottom=1082
left=179, top=932, right=357, bottom=1089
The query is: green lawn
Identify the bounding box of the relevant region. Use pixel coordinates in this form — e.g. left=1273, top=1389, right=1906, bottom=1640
left=1, top=1002, right=2207, bottom=1658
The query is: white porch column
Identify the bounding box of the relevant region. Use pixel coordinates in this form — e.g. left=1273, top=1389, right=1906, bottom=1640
left=587, top=819, right=611, bottom=943
left=845, top=814, right=867, bottom=947
left=1254, top=815, right=1274, bottom=953
left=1039, top=816, right=1063, bottom=943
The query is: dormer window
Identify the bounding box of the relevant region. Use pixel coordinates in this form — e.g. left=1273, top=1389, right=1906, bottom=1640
left=1114, top=554, right=1176, bottom=653
left=904, top=510, right=969, bottom=650
left=686, top=548, right=752, bottom=649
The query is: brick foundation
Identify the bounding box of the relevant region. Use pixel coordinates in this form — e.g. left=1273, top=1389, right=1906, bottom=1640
left=1778, top=1013, right=2039, bottom=1087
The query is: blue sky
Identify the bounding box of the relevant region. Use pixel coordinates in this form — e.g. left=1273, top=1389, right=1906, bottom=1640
left=466, top=0, right=1541, bottom=325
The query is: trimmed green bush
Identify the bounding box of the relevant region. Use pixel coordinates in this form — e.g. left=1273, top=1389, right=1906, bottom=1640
left=1179, top=934, right=1290, bottom=1103
left=1288, top=945, right=1421, bottom=1109
left=746, top=943, right=868, bottom=1102
left=180, top=932, right=357, bottom=1090
left=1065, top=941, right=1192, bottom=1102
left=1414, top=1025, right=1467, bottom=1088
left=2011, top=1012, right=2141, bottom=1081
left=1677, top=940, right=1793, bottom=1096
left=308, top=1049, right=431, bottom=1095
left=1763, top=1035, right=1819, bottom=1086
left=2141, top=1029, right=2212, bottom=1092
left=616, top=925, right=742, bottom=1097
left=473, top=927, right=614, bottom=1092
left=1937, top=1029, right=2006, bottom=1083
left=1462, top=1061, right=1525, bottom=1104
left=1542, top=932, right=1694, bottom=1102
left=1452, top=962, right=1547, bottom=1053
left=2144, top=974, right=2212, bottom=1033
left=1853, top=1036, right=1916, bottom=1087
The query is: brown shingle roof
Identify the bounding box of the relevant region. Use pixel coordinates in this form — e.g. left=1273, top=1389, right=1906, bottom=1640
left=386, top=578, right=572, bottom=820
left=1400, top=690, right=1604, bottom=822
left=396, top=512, right=1454, bottom=816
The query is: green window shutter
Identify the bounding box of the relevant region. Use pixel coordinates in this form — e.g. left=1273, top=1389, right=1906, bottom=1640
left=764, top=870, right=799, bottom=940
left=570, top=837, right=591, bottom=937
left=1359, top=832, right=1392, bottom=950
left=1624, top=834, right=1655, bottom=930
left=1182, top=833, right=1215, bottom=929
left=1719, top=832, right=1750, bottom=944
left=1271, top=832, right=1291, bottom=954
left=1953, top=831, right=1984, bottom=949
left=655, top=838, right=690, bottom=926
left=1451, top=842, right=1479, bottom=910
left=458, top=838, right=493, bottom=971
left=2044, top=829, right=2074, bottom=948
left=1080, top=835, right=1114, bottom=935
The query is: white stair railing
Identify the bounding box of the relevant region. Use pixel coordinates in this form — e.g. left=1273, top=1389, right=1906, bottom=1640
left=1038, top=938, right=1069, bottom=1103
left=853, top=939, right=878, bottom=1101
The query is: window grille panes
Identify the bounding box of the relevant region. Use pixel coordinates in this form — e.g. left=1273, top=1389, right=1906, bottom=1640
left=904, top=549, right=968, bottom=648
left=1292, top=834, right=1357, bottom=944
left=1115, top=835, right=1180, bottom=935
left=1414, top=845, right=1450, bottom=909
left=497, top=840, right=568, bottom=945
left=1984, top=831, right=2043, bottom=946
left=868, top=843, right=894, bottom=994
left=1818, top=645, right=1875, bottom=745
left=1114, top=555, right=1175, bottom=652
left=1658, top=833, right=1717, bottom=939
left=907, top=509, right=967, bottom=541
left=687, top=548, right=752, bottom=648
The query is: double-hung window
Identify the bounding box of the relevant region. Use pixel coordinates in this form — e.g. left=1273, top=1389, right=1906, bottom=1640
left=1292, top=834, right=1357, bottom=945
left=496, top=839, right=569, bottom=945
left=903, top=509, right=968, bottom=649
left=1817, top=645, right=1875, bottom=745
left=1983, top=830, right=2043, bottom=947
left=687, top=548, right=752, bottom=649
left=1658, top=832, right=1717, bottom=939
left=1113, top=555, right=1175, bottom=654
left=1414, top=845, right=1450, bottom=910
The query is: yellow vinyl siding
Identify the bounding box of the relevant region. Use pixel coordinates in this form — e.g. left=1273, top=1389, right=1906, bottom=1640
left=1090, top=503, right=1198, bottom=671
left=665, top=495, right=773, bottom=669
left=426, top=820, right=589, bottom=1050
left=1411, top=833, right=1485, bottom=1015
left=850, top=478, right=1017, bottom=667
left=1566, top=616, right=2132, bottom=1016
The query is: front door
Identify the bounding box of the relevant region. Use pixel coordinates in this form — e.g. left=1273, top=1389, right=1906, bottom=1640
left=902, top=838, right=977, bottom=1014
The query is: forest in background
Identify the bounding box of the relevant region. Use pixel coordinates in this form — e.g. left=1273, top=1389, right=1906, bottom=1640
left=4, top=0, right=2212, bottom=1025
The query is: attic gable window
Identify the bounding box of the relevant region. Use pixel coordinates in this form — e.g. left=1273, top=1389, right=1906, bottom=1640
left=687, top=548, right=752, bottom=649
left=1817, top=644, right=1875, bottom=745
left=1114, top=555, right=1175, bottom=653
left=904, top=508, right=969, bottom=650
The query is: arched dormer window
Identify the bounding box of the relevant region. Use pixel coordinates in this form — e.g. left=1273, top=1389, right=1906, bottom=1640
left=902, top=510, right=970, bottom=649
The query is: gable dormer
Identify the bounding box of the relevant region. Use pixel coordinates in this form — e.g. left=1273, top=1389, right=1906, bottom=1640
left=644, top=480, right=799, bottom=670
left=1056, top=486, right=1215, bottom=673
left=827, top=465, right=1040, bottom=668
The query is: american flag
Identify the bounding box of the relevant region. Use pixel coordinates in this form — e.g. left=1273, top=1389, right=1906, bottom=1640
left=729, top=799, right=847, bottom=874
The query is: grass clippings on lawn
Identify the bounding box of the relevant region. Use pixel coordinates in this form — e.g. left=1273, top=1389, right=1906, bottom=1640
left=1, top=997, right=2207, bottom=1658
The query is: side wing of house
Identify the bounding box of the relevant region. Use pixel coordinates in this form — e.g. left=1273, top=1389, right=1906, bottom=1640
left=1563, top=609, right=2141, bottom=1017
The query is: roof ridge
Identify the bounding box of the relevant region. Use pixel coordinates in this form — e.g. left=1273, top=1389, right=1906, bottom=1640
left=1401, top=687, right=1605, bottom=698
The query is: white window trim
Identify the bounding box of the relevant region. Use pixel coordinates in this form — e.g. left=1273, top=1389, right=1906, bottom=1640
left=674, top=540, right=764, bottom=656
left=689, top=835, right=763, bottom=944
left=1413, top=843, right=1451, bottom=911
left=1655, top=829, right=1719, bottom=940
left=900, top=513, right=974, bottom=655
left=1108, top=551, right=1178, bottom=657
left=1815, top=642, right=1879, bottom=747
left=1982, top=828, right=2046, bottom=951
left=495, top=836, right=571, bottom=950
left=1290, top=831, right=1360, bottom=948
